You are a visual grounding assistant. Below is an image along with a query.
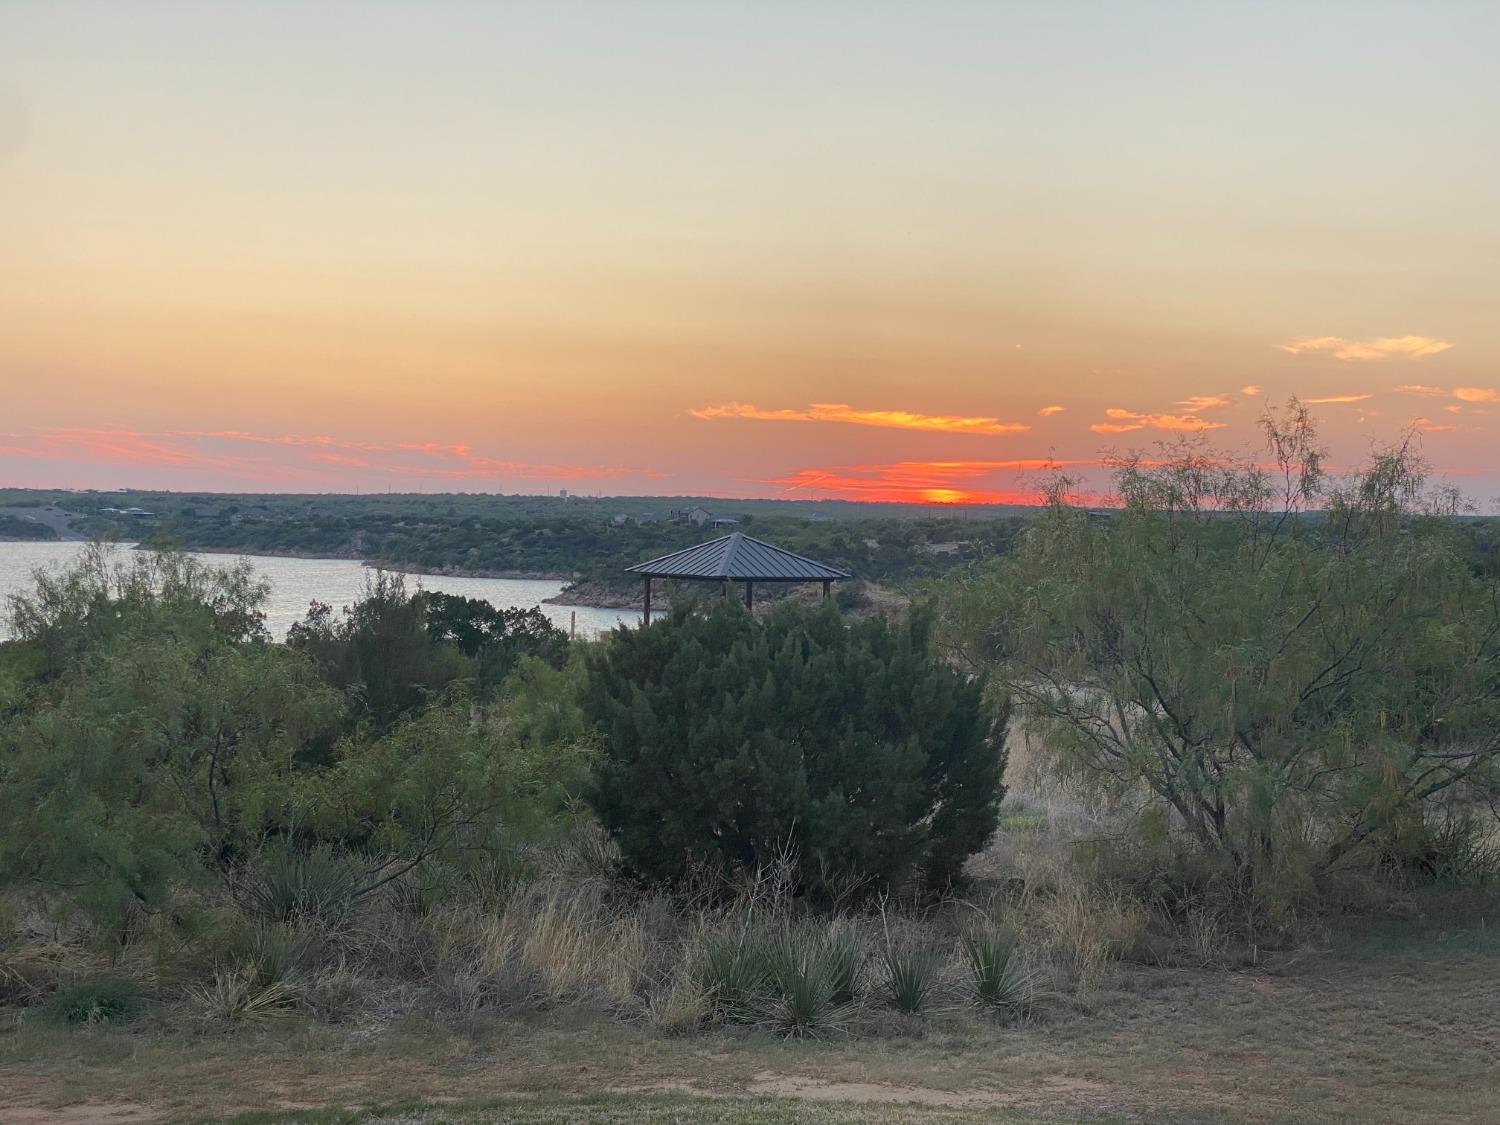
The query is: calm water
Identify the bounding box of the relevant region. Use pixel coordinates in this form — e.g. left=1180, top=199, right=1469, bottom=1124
left=0, top=541, right=642, bottom=640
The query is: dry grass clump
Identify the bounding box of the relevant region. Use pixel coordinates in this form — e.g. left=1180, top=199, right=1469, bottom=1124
left=427, top=880, right=653, bottom=1014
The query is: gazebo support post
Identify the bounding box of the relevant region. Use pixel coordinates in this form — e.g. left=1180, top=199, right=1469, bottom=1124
left=642, top=575, right=652, bottom=626
left=822, top=579, right=831, bottom=601
left=744, top=581, right=753, bottom=610
left=721, top=580, right=729, bottom=600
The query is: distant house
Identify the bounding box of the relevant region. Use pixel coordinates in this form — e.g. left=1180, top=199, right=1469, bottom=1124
left=668, top=505, right=742, bottom=528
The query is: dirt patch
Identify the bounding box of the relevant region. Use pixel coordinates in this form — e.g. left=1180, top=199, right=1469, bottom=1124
left=744, top=1071, right=1114, bottom=1109
left=0, top=1104, right=159, bottom=1124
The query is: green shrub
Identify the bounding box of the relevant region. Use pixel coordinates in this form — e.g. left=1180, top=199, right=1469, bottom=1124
left=48, top=977, right=144, bottom=1026
left=584, top=601, right=1007, bottom=900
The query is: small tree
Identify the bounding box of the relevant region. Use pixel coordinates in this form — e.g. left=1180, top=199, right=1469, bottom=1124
left=582, top=600, right=1005, bottom=900
left=941, top=403, right=1500, bottom=892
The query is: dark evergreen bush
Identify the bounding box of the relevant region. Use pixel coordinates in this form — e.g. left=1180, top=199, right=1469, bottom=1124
left=582, top=601, right=1006, bottom=899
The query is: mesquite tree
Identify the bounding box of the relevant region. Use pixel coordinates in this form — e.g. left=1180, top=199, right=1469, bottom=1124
left=941, top=403, right=1500, bottom=883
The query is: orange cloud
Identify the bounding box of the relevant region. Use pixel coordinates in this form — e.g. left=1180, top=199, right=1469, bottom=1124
left=1414, top=417, right=1455, bottom=433
left=1038, top=405, right=1065, bottom=416
left=691, top=402, right=1030, bottom=436
left=1176, top=395, right=1234, bottom=411
left=1241, top=385, right=1263, bottom=396
left=1279, top=336, right=1454, bottom=361
left=1303, top=394, right=1373, bottom=405
left=1395, top=384, right=1448, bottom=396
left=1089, top=408, right=1227, bottom=435
left=1453, top=387, right=1500, bottom=404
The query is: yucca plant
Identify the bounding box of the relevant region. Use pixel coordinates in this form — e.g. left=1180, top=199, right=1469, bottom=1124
left=762, top=918, right=858, bottom=1044
left=192, top=966, right=296, bottom=1025
left=819, top=923, right=864, bottom=1007
left=694, top=922, right=772, bottom=1022
left=761, top=929, right=849, bottom=1040
left=962, top=925, right=1041, bottom=1019
left=762, top=957, right=841, bottom=1040
left=242, top=843, right=360, bottom=926
left=880, top=946, right=942, bottom=1015
left=227, top=922, right=302, bottom=988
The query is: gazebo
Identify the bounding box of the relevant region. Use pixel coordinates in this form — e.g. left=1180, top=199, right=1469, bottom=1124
left=625, top=532, right=852, bottom=622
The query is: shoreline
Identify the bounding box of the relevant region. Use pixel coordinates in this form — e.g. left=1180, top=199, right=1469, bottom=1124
left=176, top=546, right=571, bottom=582
left=147, top=545, right=626, bottom=607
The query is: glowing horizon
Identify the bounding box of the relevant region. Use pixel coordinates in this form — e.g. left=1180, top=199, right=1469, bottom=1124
left=4, top=2, right=1499, bottom=508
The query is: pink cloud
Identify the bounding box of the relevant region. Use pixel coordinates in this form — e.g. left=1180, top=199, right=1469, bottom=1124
left=0, top=428, right=663, bottom=488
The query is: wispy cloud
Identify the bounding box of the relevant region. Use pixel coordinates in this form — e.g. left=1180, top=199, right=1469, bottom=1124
left=691, top=402, right=1030, bottom=436
left=1414, top=417, right=1456, bottom=433
left=1241, top=385, right=1263, bottom=396
left=1394, top=384, right=1448, bottom=396
left=1453, top=387, right=1500, bottom=404
left=1279, top=335, right=1454, bottom=361
left=1303, top=394, right=1373, bottom=405
left=1089, top=408, right=1228, bottom=435
left=1038, top=405, right=1065, bottom=416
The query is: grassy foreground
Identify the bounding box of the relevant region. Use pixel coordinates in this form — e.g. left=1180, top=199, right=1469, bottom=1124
left=4, top=904, right=1496, bottom=1125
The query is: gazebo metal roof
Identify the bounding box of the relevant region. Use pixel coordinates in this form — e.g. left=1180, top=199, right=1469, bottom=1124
left=626, top=532, right=851, bottom=582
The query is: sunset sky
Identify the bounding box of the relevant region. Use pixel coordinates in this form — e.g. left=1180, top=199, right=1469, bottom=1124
left=3, top=1, right=1499, bottom=505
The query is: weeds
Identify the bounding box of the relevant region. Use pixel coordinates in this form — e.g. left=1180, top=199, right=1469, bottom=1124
left=47, top=977, right=144, bottom=1026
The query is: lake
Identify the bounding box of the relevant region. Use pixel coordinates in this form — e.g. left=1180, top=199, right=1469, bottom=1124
left=0, top=541, right=643, bottom=640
